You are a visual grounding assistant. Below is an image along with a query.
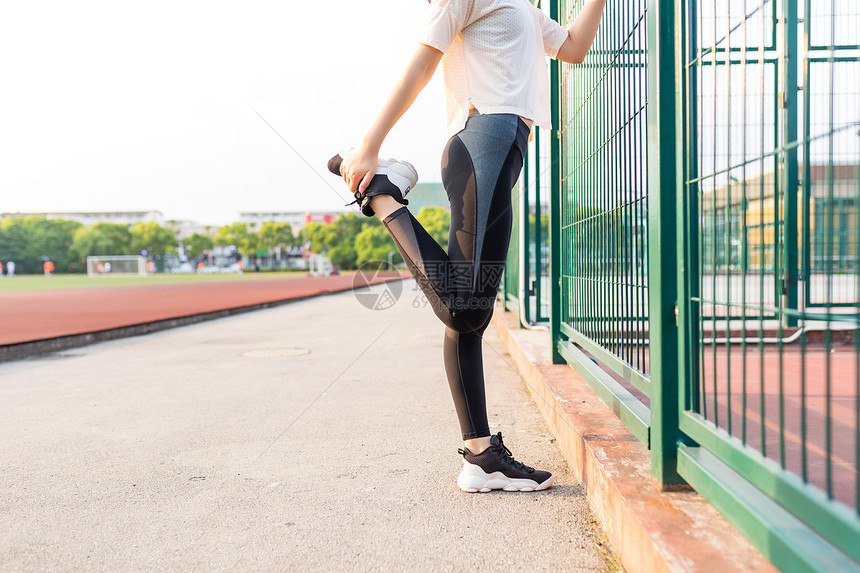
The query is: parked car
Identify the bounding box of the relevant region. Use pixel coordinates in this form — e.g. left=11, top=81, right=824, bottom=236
left=221, top=262, right=243, bottom=274
left=170, top=262, right=194, bottom=274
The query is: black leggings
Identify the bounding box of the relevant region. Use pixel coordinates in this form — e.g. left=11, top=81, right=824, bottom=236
left=382, top=112, right=529, bottom=440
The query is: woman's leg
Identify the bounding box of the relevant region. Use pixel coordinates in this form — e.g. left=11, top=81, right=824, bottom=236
left=442, top=115, right=528, bottom=444
left=367, top=195, right=403, bottom=220
left=443, top=315, right=493, bottom=441
left=378, top=113, right=529, bottom=443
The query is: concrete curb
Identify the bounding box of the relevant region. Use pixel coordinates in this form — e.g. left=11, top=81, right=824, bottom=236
left=0, top=279, right=404, bottom=363
left=491, top=304, right=777, bottom=573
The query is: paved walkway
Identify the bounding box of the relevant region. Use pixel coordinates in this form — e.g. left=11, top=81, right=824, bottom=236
left=0, top=279, right=614, bottom=571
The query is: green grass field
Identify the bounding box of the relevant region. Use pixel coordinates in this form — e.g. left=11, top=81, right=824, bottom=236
left=0, top=271, right=316, bottom=292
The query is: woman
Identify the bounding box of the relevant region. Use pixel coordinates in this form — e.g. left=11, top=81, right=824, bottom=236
left=339, top=0, right=605, bottom=492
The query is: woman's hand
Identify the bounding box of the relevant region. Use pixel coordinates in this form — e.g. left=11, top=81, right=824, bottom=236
left=340, top=145, right=379, bottom=194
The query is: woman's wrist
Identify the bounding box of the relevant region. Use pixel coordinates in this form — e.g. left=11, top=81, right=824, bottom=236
left=359, top=134, right=383, bottom=157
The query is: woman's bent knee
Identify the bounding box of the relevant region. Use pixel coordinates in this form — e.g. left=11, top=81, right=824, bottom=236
left=446, top=306, right=494, bottom=334
left=424, top=291, right=495, bottom=333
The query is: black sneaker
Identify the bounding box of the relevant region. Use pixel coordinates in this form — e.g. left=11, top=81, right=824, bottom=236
left=457, top=432, right=553, bottom=492
left=327, top=151, right=418, bottom=217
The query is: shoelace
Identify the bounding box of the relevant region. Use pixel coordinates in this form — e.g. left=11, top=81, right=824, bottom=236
left=344, top=189, right=366, bottom=207
left=492, top=433, right=535, bottom=473
left=458, top=434, right=536, bottom=473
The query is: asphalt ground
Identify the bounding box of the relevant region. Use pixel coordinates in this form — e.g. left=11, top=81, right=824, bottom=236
left=0, top=279, right=615, bottom=572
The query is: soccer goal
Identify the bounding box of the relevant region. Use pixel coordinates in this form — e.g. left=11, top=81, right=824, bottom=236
left=87, top=255, right=148, bottom=277
left=308, top=254, right=333, bottom=277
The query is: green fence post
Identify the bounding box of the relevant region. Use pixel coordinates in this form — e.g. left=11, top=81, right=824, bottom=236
left=535, top=127, right=545, bottom=322
left=522, top=145, right=532, bottom=325
left=647, top=0, right=683, bottom=486
left=548, top=0, right=564, bottom=364
left=783, top=0, right=800, bottom=327
left=507, top=179, right=521, bottom=310
left=677, top=0, right=700, bottom=420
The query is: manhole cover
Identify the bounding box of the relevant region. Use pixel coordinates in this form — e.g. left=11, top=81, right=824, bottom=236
left=242, top=348, right=311, bottom=358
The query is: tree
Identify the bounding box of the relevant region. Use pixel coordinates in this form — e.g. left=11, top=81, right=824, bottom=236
left=259, top=222, right=295, bottom=252
left=416, top=207, right=450, bottom=251
left=215, top=223, right=259, bottom=258
left=295, top=213, right=396, bottom=270
left=0, top=217, right=83, bottom=273
left=332, top=212, right=370, bottom=240
left=130, top=222, right=178, bottom=257
left=355, top=225, right=401, bottom=269
left=72, top=223, right=133, bottom=260
left=183, top=233, right=214, bottom=260
left=328, top=244, right=358, bottom=270
left=299, top=222, right=337, bottom=254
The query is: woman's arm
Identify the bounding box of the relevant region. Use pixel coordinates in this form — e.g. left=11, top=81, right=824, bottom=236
left=556, top=0, right=606, bottom=65
left=341, top=43, right=444, bottom=193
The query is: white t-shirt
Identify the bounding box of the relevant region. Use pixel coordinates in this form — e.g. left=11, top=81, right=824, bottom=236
left=420, top=0, right=569, bottom=138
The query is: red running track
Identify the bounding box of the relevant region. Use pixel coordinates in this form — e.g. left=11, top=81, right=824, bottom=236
left=0, top=274, right=406, bottom=346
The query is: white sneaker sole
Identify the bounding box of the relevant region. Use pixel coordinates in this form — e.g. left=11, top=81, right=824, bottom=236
left=457, top=460, right=553, bottom=493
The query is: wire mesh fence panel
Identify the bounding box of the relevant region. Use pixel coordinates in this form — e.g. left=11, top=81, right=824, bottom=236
left=504, top=4, right=553, bottom=325
left=527, top=128, right=551, bottom=323
left=510, top=127, right=552, bottom=324
left=798, top=0, right=860, bottom=512
left=558, top=0, right=650, bottom=383
left=684, top=0, right=860, bottom=515
left=504, top=178, right=521, bottom=308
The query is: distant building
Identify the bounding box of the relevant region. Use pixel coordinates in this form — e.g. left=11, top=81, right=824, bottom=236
left=304, top=213, right=337, bottom=226
left=164, top=220, right=216, bottom=240
left=0, top=210, right=164, bottom=227
left=239, top=211, right=343, bottom=236
left=701, top=163, right=858, bottom=272
left=237, top=187, right=448, bottom=234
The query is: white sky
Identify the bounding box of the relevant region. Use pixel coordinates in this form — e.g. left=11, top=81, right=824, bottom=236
left=0, top=0, right=448, bottom=226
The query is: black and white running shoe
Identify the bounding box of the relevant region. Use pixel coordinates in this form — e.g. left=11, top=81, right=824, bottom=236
left=327, top=150, right=419, bottom=217
left=457, top=432, right=553, bottom=493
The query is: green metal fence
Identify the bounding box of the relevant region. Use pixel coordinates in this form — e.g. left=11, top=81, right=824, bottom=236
left=553, top=0, right=652, bottom=444
left=504, top=128, right=552, bottom=325
left=503, top=176, right=521, bottom=309
left=504, top=0, right=860, bottom=569
left=678, top=1, right=860, bottom=568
